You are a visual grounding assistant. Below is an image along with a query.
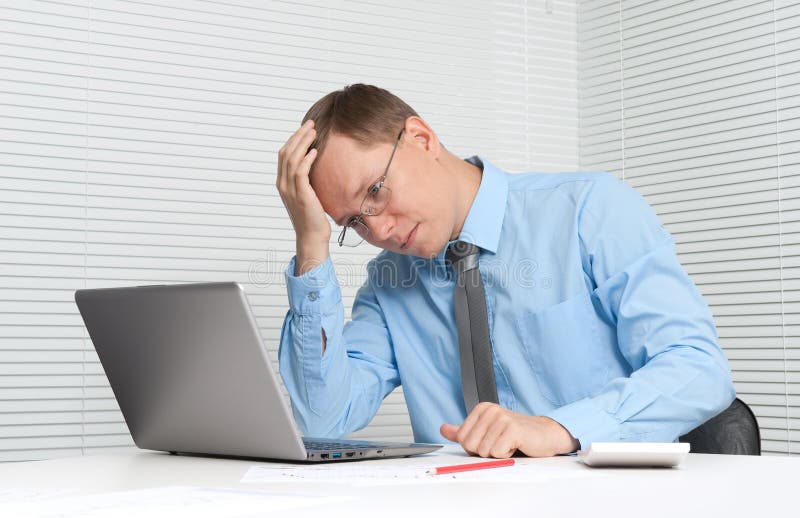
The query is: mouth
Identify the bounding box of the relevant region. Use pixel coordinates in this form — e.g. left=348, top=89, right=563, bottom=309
left=400, top=224, right=419, bottom=250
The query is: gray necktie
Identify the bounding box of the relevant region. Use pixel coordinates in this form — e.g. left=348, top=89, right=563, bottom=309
left=447, top=241, right=499, bottom=413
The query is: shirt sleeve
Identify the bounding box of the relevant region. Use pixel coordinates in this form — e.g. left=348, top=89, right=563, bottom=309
left=544, top=174, right=736, bottom=448
left=278, top=256, right=400, bottom=438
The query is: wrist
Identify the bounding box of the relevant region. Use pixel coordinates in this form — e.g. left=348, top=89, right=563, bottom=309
left=546, top=417, right=580, bottom=454
left=295, top=239, right=330, bottom=276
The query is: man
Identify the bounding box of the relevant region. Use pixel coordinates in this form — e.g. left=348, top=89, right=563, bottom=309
left=276, top=84, right=735, bottom=458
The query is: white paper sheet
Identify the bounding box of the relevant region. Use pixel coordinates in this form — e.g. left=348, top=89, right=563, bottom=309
left=0, top=487, right=78, bottom=503
left=240, top=461, right=600, bottom=486
left=0, top=486, right=352, bottom=518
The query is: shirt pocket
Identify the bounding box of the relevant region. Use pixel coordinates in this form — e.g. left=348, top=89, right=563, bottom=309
left=515, top=291, right=609, bottom=406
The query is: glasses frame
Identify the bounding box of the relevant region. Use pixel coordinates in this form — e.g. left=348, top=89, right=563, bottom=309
left=337, top=129, right=405, bottom=247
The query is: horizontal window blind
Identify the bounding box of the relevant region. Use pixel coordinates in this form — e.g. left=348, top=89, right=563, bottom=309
left=578, top=0, right=798, bottom=454
left=0, top=0, right=578, bottom=461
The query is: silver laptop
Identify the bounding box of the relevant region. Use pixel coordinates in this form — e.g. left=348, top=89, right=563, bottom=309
left=74, top=282, right=441, bottom=462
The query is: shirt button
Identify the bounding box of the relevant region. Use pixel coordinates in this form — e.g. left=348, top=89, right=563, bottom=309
left=307, top=291, right=319, bottom=301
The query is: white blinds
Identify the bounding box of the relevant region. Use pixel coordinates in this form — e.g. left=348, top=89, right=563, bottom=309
left=0, top=0, right=578, bottom=461
left=579, top=0, right=798, bottom=454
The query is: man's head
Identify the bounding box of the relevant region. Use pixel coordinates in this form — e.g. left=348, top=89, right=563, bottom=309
left=303, top=84, right=480, bottom=259
left=303, top=83, right=418, bottom=161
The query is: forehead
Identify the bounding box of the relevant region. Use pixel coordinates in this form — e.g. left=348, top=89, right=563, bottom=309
left=311, top=133, right=390, bottom=223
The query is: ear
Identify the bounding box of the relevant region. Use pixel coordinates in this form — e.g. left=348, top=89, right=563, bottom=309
left=403, top=116, right=441, bottom=159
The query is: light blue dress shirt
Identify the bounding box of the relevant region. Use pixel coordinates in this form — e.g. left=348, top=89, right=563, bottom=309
left=278, top=157, right=735, bottom=448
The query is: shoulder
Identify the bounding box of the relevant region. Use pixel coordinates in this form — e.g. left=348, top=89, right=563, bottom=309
left=575, top=174, right=672, bottom=279
left=498, top=167, right=651, bottom=219
left=506, top=170, right=614, bottom=200
left=576, top=173, right=665, bottom=234
left=504, top=170, right=626, bottom=218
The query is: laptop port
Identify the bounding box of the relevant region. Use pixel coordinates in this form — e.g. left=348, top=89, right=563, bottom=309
left=320, top=453, right=329, bottom=459
left=331, top=452, right=342, bottom=459
left=345, top=452, right=355, bottom=458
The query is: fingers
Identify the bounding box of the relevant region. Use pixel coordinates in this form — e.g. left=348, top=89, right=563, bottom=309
left=292, top=146, right=318, bottom=194
left=456, top=403, right=494, bottom=454
left=288, top=125, right=318, bottom=185
left=444, top=410, right=572, bottom=458
left=275, top=119, right=332, bottom=249
left=277, top=120, right=316, bottom=196
left=443, top=404, right=525, bottom=458
left=440, top=423, right=459, bottom=442
left=299, top=147, right=318, bottom=176
left=478, top=417, right=510, bottom=458
left=280, top=120, right=314, bottom=167
left=487, top=421, right=520, bottom=458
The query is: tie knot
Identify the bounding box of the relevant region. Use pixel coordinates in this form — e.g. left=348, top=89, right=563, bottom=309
left=449, top=241, right=479, bottom=259
left=446, top=241, right=480, bottom=273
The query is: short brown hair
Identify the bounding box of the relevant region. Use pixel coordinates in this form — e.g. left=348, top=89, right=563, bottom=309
left=302, top=84, right=418, bottom=162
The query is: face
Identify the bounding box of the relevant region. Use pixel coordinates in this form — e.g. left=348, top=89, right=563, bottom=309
left=310, top=121, right=458, bottom=258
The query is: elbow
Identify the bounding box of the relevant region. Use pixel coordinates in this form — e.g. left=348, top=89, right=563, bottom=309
left=705, top=359, right=736, bottom=419
left=717, top=375, right=737, bottom=415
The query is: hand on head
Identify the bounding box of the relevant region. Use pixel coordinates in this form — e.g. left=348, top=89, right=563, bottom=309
left=276, top=120, right=331, bottom=275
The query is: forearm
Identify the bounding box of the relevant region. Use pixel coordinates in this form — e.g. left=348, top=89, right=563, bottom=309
left=294, top=237, right=330, bottom=277
left=279, top=257, right=355, bottom=436
left=278, top=256, right=400, bottom=437
left=546, top=344, right=735, bottom=448
left=278, top=311, right=362, bottom=437
left=279, top=309, right=397, bottom=437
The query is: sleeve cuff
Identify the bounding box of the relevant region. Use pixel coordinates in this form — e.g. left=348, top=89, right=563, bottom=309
left=544, top=397, right=622, bottom=450
left=285, top=256, right=341, bottom=316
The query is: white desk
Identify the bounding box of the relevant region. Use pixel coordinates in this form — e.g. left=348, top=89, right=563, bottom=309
left=0, top=448, right=796, bottom=517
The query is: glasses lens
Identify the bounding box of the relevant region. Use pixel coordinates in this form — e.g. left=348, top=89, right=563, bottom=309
left=340, top=219, right=369, bottom=247
left=361, top=185, right=391, bottom=216
left=353, top=219, right=370, bottom=237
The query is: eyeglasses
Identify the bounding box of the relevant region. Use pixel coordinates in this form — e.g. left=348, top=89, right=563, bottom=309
left=338, top=129, right=404, bottom=247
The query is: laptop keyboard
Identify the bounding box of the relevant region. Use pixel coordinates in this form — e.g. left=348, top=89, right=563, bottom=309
left=302, top=439, right=381, bottom=451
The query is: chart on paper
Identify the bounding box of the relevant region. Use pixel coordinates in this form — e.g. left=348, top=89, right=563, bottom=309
left=241, top=462, right=601, bottom=486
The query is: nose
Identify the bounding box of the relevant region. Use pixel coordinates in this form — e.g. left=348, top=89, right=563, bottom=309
left=367, top=212, right=395, bottom=243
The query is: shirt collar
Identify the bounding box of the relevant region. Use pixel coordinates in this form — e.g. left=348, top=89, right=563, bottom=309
left=435, top=156, right=509, bottom=264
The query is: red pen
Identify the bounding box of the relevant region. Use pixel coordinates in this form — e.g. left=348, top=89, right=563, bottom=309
left=426, top=458, right=516, bottom=475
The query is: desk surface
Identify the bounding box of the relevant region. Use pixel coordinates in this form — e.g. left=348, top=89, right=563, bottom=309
left=0, top=447, right=797, bottom=517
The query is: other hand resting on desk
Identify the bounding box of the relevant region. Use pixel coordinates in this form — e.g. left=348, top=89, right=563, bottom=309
left=440, top=402, right=580, bottom=458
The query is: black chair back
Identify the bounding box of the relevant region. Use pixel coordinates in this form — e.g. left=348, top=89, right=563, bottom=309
left=679, top=397, right=761, bottom=455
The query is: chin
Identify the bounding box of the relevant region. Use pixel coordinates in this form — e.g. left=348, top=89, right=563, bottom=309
left=419, top=245, right=437, bottom=259
left=413, top=244, right=441, bottom=260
